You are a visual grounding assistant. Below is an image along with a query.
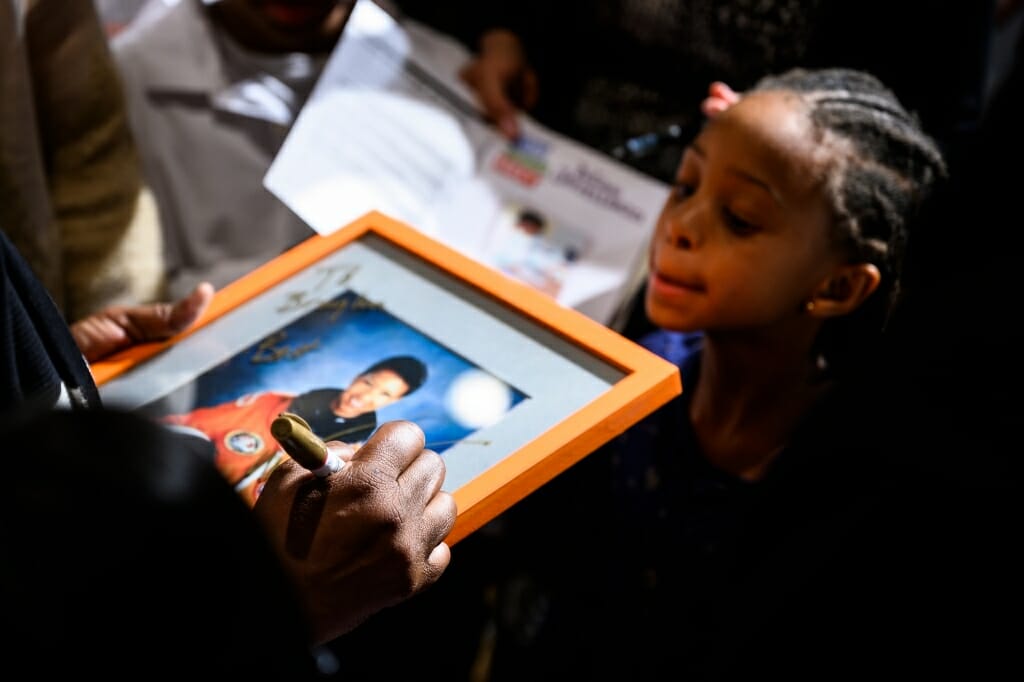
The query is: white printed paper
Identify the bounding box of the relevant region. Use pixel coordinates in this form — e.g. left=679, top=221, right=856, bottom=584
left=264, top=0, right=669, bottom=324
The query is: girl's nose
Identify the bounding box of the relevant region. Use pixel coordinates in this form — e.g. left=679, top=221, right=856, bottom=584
left=666, top=231, right=693, bottom=249
left=663, top=202, right=703, bottom=250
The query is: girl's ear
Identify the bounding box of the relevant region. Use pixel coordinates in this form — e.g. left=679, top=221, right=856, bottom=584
left=807, top=263, right=881, bottom=317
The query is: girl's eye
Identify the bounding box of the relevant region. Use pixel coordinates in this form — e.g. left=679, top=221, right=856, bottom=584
left=722, top=207, right=759, bottom=235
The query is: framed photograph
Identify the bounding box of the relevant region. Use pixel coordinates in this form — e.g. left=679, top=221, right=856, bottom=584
left=92, top=211, right=681, bottom=544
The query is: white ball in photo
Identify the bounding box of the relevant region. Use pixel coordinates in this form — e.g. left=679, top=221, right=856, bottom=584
left=444, top=369, right=513, bottom=429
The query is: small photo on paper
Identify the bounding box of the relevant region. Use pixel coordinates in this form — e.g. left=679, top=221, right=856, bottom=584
left=483, top=204, right=590, bottom=298
left=146, top=290, right=529, bottom=503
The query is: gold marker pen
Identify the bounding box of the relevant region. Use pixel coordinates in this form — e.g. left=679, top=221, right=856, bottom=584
left=271, top=412, right=344, bottom=477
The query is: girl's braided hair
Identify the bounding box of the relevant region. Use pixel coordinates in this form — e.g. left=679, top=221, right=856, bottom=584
left=752, top=67, right=948, bottom=378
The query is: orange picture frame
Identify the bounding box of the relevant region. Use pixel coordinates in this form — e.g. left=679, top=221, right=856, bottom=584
left=92, top=211, right=681, bottom=544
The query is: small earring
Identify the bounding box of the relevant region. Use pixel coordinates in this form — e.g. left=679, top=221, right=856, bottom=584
left=804, top=299, right=816, bottom=313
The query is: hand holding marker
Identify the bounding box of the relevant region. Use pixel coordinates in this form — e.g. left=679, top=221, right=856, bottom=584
left=271, top=412, right=345, bottom=477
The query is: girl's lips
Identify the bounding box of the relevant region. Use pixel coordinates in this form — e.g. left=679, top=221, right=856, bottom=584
left=650, top=270, right=706, bottom=294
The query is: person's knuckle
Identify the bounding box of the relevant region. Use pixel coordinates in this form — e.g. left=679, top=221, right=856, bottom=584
left=343, top=465, right=384, bottom=499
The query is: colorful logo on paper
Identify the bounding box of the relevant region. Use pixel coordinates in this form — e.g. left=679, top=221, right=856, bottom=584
left=492, top=136, right=549, bottom=187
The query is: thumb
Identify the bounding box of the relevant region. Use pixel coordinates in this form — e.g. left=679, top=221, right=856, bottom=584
left=72, top=283, right=215, bottom=362
left=166, top=281, right=215, bottom=334
left=477, top=77, right=519, bottom=139
left=119, top=281, right=214, bottom=342
left=463, top=60, right=521, bottom=139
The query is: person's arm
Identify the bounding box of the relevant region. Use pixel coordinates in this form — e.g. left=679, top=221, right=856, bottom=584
left=70, top=281, right=214, bottom=362
left=24, top=0, right=161, bottom=321
left=253, top=419, right=456, bottom=644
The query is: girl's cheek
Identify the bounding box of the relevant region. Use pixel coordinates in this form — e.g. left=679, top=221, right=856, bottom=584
left=648, top=230, right=663, bottom=261
left=652, top=213, right=670, bottom=246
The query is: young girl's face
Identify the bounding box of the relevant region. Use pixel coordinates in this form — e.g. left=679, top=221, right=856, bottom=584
left=647, top=90, right=845, bottom=333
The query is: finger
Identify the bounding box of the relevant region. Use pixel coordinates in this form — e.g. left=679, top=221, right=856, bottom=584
left=425, top=541, right=452, bottom=581
left=115, top=301, right=172, bottom=342
left=72, top=316, right=128, bottom=362
left=424, top=489, right=457, bottom=545
left=475, top=69, right=519, bottom=135
left=118, top=282, right=214, bottom=343
left=461, top=60, right=523, bottom=139
left=351, top=420, right=425, bottom=479
left=396, top=448, right=446, bottom=502
left=324, top=440, right=358, bottom=464
left=168, top=281, right=214, bottom=333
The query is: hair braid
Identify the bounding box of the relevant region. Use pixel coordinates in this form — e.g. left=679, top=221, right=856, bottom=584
left=752, top=67, right=947, bottom=377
